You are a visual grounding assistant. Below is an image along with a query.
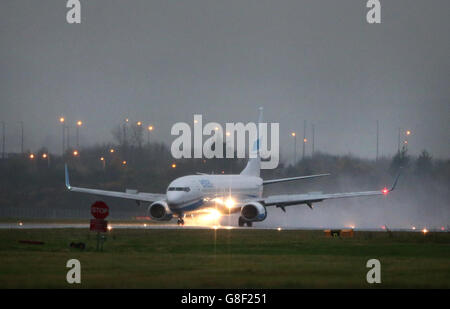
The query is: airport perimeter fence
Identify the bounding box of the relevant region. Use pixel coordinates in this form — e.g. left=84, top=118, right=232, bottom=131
left=0, top=207, right=144, bottom=220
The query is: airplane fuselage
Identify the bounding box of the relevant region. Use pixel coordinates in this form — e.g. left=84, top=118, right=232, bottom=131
left=166, top=175, right=263, bottom=214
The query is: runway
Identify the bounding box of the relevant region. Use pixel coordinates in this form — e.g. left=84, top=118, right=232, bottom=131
left=0, top=222, right=444, bottom=232
left=0, top=222, right=293, bottom=230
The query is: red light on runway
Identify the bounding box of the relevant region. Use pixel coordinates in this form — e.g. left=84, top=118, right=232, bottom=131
left=382, top=187, right=389, bottom=195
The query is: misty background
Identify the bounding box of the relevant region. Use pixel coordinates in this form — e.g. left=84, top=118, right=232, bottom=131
left=1, top=0, right=449, bottom=159
left=0, top=1, right=449, bottom=228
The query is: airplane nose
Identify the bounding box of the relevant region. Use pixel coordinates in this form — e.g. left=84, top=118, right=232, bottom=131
left=167, top=191, right=184, bottom=205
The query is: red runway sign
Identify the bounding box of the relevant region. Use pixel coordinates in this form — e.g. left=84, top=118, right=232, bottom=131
left=91, top=201, right=109, bottom=219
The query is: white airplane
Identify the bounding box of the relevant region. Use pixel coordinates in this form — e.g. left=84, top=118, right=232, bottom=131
left=65, top=109, right=400, bottom=227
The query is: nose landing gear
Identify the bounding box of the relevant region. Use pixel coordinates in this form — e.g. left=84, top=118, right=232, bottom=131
left=177, top=218, right=185, bottom=226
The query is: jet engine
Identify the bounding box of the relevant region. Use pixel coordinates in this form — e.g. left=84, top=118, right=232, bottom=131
left=240, top=202, right=267, bottom=222
left=147, top=201, right=173, bottom=221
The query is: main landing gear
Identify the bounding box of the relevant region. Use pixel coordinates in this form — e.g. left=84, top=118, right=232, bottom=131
left=238, top=216, right=252, bottom=227
left=177, top=217, right=185, bottom=226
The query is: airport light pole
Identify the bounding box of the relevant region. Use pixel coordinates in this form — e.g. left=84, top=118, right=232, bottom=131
left=302, top=120, right=307, bottom=160
left=1, top=121, right=5, bottom=159
left=147, top=125, right=153, bottom=145
left=42, top=153, right=50, bottom=168
left=59, top=117, right=65, bottom=155
left=291, top=132, right=297, bottom=164
left=123, top=118, right=128, bottom=159
left=404, top=130, right=411, bottom=151
left=376, top=120, right=379, bottom=161
left=311, top=123, right=315, bottom=157
left=76, top=120, right=82, bottom=149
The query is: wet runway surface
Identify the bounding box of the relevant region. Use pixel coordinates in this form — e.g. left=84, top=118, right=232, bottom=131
left=0, top=222, right=442, bottom=232
left=0, top=222, right=296, bottom=230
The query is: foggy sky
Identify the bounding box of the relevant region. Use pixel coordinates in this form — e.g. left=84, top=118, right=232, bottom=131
left=1, top=0, right=449, bottom=159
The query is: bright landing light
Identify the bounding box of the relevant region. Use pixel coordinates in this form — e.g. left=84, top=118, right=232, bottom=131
left=225, top=198, right=235, bottom=209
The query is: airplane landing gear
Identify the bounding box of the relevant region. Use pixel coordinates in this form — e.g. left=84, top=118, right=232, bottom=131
left=238, top=217, right=253, bottom=227
left=177, top=218, right=185, bottom=226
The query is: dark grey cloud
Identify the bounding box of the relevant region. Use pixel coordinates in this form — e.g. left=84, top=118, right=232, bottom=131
left=1, top=0, right=449, bottom=159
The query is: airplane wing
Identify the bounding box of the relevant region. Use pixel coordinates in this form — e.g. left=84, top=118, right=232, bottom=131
left=258, top=172, right=401, bottom=210
left=65, top=165, right=166, bottom=203
left=262, top=173, right=330, bottom=185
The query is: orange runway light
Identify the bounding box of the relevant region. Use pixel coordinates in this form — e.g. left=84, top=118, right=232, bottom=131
left=171, top=163, right=176, bottom=168
left=42, top=153, right=47, bottom=159
left=77, top=120, right=83, bottom=126
left=59, top=117, right=65, bottom=123
left=122, top=160, right=127, bottom=166
left=73, top=150, right=79, bottom=156
left=110, top=149, right=115, bottom=153
left=29, top=154, right=35, bottom=159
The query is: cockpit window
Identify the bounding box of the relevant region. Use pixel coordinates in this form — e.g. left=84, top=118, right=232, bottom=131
left=168, top=187, right=190, bottom=192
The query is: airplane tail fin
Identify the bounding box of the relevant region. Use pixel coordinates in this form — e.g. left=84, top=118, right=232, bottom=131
left=240, top=107, right=263, bottom=177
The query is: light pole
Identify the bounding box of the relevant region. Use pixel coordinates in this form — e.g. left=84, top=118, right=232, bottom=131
left=311, top=124, right=315, bottom=157
left=123, top=118, right=128, bottom=160
left=291, top=132, right=297, bottom=164
left=100, top=157, right=105, bottom=170
left=76, top=120, right=82, bottom=149
left=404, top=130, right=411, bottom=151
left=1, top=121, right=5, bottom=159
left=42, top=153, right=50, bottom=168
left=136, top=121, right=143, bottom=148
left=376, top=120, right=379, bottom=161
left=302, top=120, right=307, bottom=160
left=147, top=125, right=153, bottom=145
left=59, top=117, right=65, bottom=155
